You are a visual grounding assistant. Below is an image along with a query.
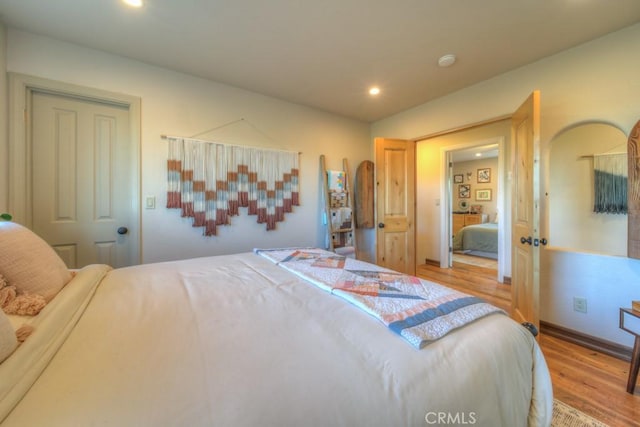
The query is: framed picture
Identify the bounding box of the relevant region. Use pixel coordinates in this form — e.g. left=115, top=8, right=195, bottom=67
left=475, top=189, right=492, bottom=201
left=477, top=168, right=491, bottom=183
left=458, top=184, right=470, bottom=199
left=453, top=174, right=463, bottom=184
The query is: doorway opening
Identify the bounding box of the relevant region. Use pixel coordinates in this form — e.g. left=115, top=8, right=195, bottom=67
left=413, top=117, right=510, bottom=284
left=443, top=138, right=505, bottom=281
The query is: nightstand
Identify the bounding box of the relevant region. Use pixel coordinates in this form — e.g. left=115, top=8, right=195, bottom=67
left=619, top=308, right=640, bottom=394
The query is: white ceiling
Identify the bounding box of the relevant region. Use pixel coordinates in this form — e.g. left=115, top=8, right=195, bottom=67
left=451, top=145, right=499, bottom=163
left=1, top=0, right=639, bottom=122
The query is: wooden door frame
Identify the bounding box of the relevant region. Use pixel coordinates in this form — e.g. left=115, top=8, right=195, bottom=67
left=8, top=73, right=142, bottom=264
left=438, top=136, right=508, bottom=282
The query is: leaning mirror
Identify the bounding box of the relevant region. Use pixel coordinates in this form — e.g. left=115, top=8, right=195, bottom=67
left=549, top=122, right=627, bottom=256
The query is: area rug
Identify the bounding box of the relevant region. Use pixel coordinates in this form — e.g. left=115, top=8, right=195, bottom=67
left=452, top=253, right=497, bottom=269
left=552, top=399, right=609, bottom=427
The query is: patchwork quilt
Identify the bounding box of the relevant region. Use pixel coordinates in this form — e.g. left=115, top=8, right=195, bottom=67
left=255, top=248, right=504, bottom=348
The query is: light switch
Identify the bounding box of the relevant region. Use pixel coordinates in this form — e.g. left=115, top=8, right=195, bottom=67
left=145, top=196, right=156, bottom=209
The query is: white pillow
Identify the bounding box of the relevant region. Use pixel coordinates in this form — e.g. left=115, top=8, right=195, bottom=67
left=0, top=310, right=17, bottom=363
left=0, top=222, right=72, bottom=302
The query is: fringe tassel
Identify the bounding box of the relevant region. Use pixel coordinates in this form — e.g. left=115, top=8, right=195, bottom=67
left=238, top=164, right=249, bottom=207
left=257, top=208, right=267, bottom=224
left=192, top=212, right=206, bottom=227
left=181, top=202, right=194, bottom=218
left=204, top=220, right=217, bottom=236
left=167, top=191, right=181, bottom=208
left=16, top=325, right=34, bottom=343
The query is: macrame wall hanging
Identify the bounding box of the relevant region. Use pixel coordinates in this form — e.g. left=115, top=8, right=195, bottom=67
left=593, top=152, right=627, bottom=214
left=166, top=136, right=300, bottom=235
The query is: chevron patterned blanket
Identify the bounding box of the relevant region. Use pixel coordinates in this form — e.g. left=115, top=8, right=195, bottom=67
left=255, top=248, right=504, bottom=349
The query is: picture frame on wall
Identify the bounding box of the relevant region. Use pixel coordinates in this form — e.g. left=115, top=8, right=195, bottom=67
left=453, top=174, right=463, bottom=184
left=475, top=189, right=492, bottom=201
left=458, top=184, right=471, bottom=198
left=477, top=168, right=491, bottom=183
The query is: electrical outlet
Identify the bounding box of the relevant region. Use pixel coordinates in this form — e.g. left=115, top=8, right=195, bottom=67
left=573, top=297, right=587, bottom=313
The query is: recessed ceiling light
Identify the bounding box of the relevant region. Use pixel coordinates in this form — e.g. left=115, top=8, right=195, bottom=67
left=123, top=0, right=143, bottom=7
left=369, top=87, right=381, bottom=96
left=475, top=153, right=482, bottom=157
left=438, top=54, right=457, bottom=68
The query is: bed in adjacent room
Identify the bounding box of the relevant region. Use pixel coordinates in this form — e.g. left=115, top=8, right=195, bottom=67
left=453, top=222, right=499, bottom=258
left=0, top=222, right=552, bottom=426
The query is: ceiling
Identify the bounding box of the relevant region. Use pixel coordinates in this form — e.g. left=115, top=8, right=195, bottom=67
left=451, top=144, right=499, bottom=163
left=1, top=1, right=639, bottom=122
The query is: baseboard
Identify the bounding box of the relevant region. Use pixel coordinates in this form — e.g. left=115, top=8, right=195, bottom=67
left=424, top=258, right=440, bottom=267
left=540, top=321, right=632, bottom=362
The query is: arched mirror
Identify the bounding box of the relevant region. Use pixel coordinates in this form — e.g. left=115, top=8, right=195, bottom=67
left=549, top=122, right=627, bottom=255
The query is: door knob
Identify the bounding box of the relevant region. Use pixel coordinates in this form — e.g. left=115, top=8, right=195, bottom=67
left=378, top=223, right=385, bottom=228
left=520, top=236, right=532, bottom=245
left=540, top=238, right=548, bottom=246
left=117, top=227, right=129, bottom=235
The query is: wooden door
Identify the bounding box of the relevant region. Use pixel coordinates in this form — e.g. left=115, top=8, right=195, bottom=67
left=627, top=120, right=640, bottom=258
left=511, top=91, right=541, bottom=329
left=31, top=91, right=136, bottom=269
left=375, top=138, right=415, bottom=275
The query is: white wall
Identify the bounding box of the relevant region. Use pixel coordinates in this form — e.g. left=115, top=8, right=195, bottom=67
left=374, top=23, right=640, bottom=347
left=2, top=29, right=375, bottom=263
left=549, top=123, right=627, bottom=256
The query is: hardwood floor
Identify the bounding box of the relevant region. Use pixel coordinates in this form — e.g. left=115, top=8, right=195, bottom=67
left=417, top=261, right=640, bottom=427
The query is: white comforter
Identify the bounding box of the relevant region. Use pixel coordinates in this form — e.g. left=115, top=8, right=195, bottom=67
left=0, top=253, right=553, bottom=426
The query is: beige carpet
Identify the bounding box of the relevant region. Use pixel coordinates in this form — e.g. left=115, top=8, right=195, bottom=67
left=552, top=399, right=609, bottom=427
left=452, top=253, right=497, bottom=269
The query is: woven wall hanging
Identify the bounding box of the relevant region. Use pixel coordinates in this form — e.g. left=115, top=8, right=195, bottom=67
left=593, top=152, right=627, bottom=214
left=166, top=136, right=300, bottom=235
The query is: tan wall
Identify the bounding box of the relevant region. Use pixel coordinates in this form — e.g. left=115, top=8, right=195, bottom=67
left=452, top=157, right=499, bottom=220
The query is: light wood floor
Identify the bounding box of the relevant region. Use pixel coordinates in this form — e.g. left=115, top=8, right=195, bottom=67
left=417, top=260, right=640, bottom=427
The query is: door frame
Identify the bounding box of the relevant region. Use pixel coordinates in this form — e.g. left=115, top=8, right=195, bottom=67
left=439, top=137, right=508, bottom=282
left=8, top=73, right=142, bottom=264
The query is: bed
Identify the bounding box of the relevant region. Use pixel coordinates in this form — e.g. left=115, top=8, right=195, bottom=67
left=453, top=222, right=499, bottom=257
left=0, top=223, right=552, bottom=427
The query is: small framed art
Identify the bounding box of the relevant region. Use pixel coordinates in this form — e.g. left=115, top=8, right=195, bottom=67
left=475, top=189, right=492, bottom=201
left=458, top=184, right=470, bottom=198
left=477, top=168, right=491, bottom=183
left=453, top=174, right=463, bottom=184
